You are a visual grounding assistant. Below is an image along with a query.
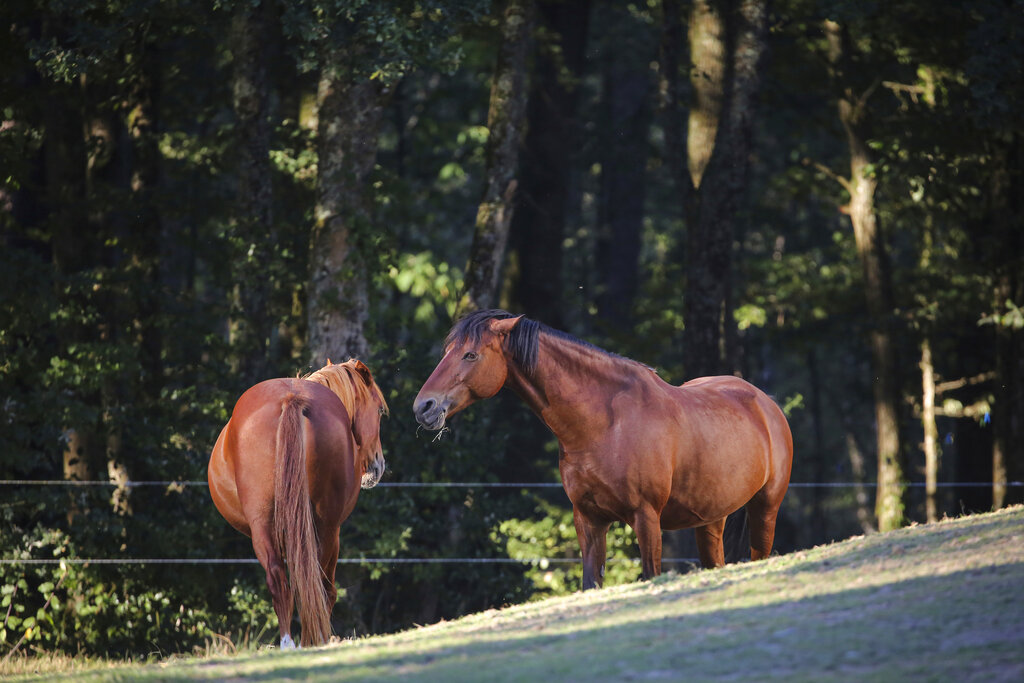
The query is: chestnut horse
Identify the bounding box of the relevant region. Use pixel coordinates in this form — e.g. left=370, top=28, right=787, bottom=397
left=414, top=310, right=792, bottom=589
left=208, top=359, right=388, bottom=647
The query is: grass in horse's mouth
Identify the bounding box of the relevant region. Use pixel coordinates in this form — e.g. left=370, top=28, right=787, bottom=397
left=414, top=410, right=449, bottom=441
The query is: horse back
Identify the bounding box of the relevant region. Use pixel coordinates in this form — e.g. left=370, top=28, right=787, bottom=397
left=676, top=375, right=791, bottom=463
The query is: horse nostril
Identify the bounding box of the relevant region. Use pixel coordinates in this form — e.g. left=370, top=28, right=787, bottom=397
left=416, top=398, right=436, bottom=418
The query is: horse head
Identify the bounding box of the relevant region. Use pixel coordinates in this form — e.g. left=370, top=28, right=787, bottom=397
left=413, top=312, right=522, bottom=431
left=343, top=360, right=389, bottom=489
left=308, top=359, right=389, bottom=488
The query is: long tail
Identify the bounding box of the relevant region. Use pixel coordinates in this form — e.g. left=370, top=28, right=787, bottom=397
left=274, top=395, right=332, bottom=647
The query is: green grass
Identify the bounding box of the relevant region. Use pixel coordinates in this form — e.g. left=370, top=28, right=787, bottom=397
left=9, top=505, right=1024, bottom=682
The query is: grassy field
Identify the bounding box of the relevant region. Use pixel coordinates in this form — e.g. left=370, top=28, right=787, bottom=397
left=7, top=505, right=1023, bottom=682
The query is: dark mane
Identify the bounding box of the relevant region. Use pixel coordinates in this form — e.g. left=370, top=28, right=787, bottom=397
left=446, top=309, right=637, bottom=377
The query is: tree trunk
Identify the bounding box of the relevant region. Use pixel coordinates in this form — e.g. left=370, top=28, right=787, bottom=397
left=230, top=1, right=275, bottom=382
left=457, top=0, right=533, bottom=317
left=824, top=19, right=906, bottom=531
left=686, top=0, right=726, bottom=193
left=808, top=349, right=827, bottom=541
left=109, top=38, right=163, bottom=517
left=683, top=0, right=768, bottom=379
left=595, top=0, right=653, bottom=329
left=505, top=0, right=590, bottom=491
left=309, top=49, right=384, bottom=364
left=658, top=0, right=688, bottom=216
left=510, top=0, right=590, bottom=329
left=46, top=66, right=102, bottom=514
left=920, top=338, right=939, bottom=523
left=129, top=43, right=163, bottom=397
left=989, top=134, right=1024, bottom=509
left=845, top=432, right=877, bottom=534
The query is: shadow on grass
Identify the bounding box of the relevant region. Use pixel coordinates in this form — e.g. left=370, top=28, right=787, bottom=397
left=136, top=560, right=1023, bottom=683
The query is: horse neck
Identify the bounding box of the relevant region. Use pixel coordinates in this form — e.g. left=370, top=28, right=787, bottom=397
left=309, top=371, right=358, bottom=416
left=504, top=332, right=635, bottom=449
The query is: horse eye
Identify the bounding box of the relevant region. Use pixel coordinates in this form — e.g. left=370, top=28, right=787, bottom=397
left=463, top=351, right=478, bottom=361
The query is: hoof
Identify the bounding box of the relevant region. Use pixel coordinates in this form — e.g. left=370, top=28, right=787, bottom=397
left=280, top=634, right=296, bottom=650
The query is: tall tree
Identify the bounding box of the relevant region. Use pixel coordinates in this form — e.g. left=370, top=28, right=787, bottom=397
left=457, top=0, right=534, bottom=316
left=679, top=0, right=769, bottom=379
left=309, top=47, right=383, bottom=364
left=986, top=136, right=1024, bottom=509
left=510, top=0, right=591, bottom=329
left=822, top=18, right=906, bottom=531
left=966, top=1, right=1024, bottom=508
left=298, top=1, right=489, bottom=360
left=595, top=0, right=654, bottom=329
left=37, top=17, right=102, bottom=498
left=229, top=0, right=276, bottom=383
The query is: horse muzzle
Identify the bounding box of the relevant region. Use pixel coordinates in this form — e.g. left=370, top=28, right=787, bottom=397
left=361, top=453, right=386, bottom=489
left=413, top=396, right=448, bottom=431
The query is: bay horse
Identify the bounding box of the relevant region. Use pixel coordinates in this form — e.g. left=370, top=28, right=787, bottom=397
left=413, top=310, right=792, bottom=589
left=208, top=359, right=389, bottom=648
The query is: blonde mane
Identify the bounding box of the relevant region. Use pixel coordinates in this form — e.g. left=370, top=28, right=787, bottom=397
left=304, top=360, right=389, bottom=416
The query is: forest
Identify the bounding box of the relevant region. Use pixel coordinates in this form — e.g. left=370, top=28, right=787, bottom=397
left=1, top=0, right=1022, bottom=659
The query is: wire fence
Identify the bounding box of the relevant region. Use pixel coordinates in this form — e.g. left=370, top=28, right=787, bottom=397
left=2, top=480, right=1019, bottom=488
left=1, top=479, right=1019, bottom=567
left=0, top=557, right=704, bottom=566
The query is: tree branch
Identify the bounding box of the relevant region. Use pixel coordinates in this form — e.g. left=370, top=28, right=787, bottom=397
left=802, top=156, right=852, bottom=193
left=935, top=371, right=996, bottom=395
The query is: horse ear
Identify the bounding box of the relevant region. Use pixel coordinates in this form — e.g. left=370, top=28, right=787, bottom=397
left=351, top=359, right=373, bottom=386
left=489, top=315, right=523, bottom=336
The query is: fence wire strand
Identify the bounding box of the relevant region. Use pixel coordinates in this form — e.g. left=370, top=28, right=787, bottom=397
left=2, top=480, right=1020, bottom=488
left=1, top=479, right=1019, bottom=567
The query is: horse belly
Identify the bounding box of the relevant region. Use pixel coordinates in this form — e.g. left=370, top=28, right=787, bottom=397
left=660, top=429, right=771, bottom=529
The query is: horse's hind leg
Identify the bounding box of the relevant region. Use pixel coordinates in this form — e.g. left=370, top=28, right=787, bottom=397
left=251, top=519, right=295, bottom=648
left=573, top=507, right=610, bottom=590
left=746, top=491, right=780, bottom=561
left=318, top=527, right=340, bottom=621
left=695, top=517, right=726, bottom=568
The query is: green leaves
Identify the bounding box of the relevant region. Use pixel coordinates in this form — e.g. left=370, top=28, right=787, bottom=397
left=389, top=252, right=463, bottom=321
left=494, top=498, right=642, bottom=596
left=979, top=300, right=1024, bottom=330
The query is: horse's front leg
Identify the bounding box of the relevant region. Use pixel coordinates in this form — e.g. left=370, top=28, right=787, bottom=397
left=573, top=507, right=610, bottom=590
left=631, top=505, right=663, bottom=580
left=695, top=517, right=726, bottom=569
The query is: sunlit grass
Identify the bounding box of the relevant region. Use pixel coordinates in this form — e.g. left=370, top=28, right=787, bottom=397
left=6, top=506, right=1023, bottom=682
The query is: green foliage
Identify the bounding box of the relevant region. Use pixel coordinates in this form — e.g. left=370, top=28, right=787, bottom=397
left=0, top=527, right=240, bottom=657
left=279, top=0, right=491, bottom=81
left=980, top=300, right=1024, bottom=330
left=494, top=498, right=642, bottom=597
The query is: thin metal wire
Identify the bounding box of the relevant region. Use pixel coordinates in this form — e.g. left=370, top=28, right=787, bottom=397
left=0, top=557, right=701, bottom=566
left=1, top=480, right=1019, bottom=488
left=1, top=479, right=1017, bottom=567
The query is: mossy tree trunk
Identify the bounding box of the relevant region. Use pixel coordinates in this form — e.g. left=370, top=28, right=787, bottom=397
left=308, top=45, right=385, bottom=364
left=681, top=0, right=768, bottom=379
left=457, top=0, right=533, bottom=317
